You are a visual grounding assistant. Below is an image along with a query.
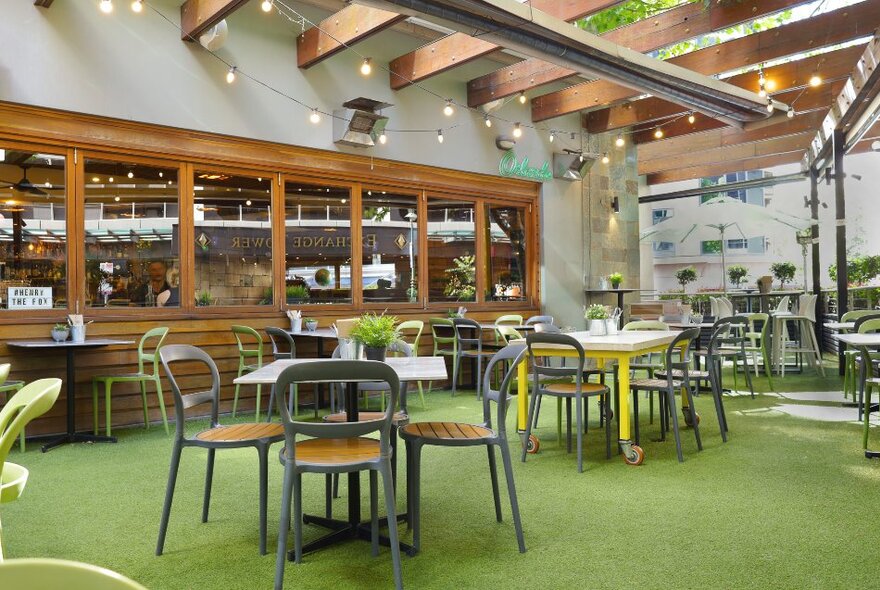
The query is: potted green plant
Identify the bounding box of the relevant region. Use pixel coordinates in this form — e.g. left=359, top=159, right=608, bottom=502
left=608, top=272, right=623, bottom=290
left=304, top=318, right=318, bottom=332
left=350, top=312, right=400, bottom=361
left=51, top=322, right=69, bottom=342
left=770, top=261, right=797, bottom=290
left=195, top=291, right=213, bottom=307
left=676, top=267, right=698, bottom=293
left=585, top=304, right=609, bottom=336
left=727, top=264, right=748, bottom=289
left=286, top=284, right=310, bottom=303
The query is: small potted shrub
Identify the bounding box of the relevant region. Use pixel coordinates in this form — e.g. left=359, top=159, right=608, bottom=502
left=51, top=322, right=69, bottom=342
left=351, top=312, right=400, bottom=361
left=304, top=318, right=318, bottom=332
left=585, top=304, right=609, bottom=336
left=608, top=272, right=623, bottom=290
left=195, top=291, right=213, bottom=307
left=286, top=284, right=310, bottom=303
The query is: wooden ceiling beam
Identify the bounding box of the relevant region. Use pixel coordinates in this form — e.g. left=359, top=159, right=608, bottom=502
left=388, top=0, right=627, bottom=90
left=646, top=152, right=806, bottom=185
left=532, top=0, right=880, bottom=122
left=468, top=0, right=811, bottom=107
left=592, top=45, right=863, bottom=135
left=33, top=0, right=54, bottom=7
left=297, top=5, right=406, bottom=69
left=180, top=0, right=248, bottom=42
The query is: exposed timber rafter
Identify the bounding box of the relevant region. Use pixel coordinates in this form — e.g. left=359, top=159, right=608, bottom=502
left=180, top=0, right=248, bottom=42
left=297, top=5, right=406, bottom=69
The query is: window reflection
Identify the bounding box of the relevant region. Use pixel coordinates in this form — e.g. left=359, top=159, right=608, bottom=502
left=193, top=171, right=272, bottom=306
left=427, top=198, right=475, bottom=302
left=284, top=182, right=352, bottom=304
left=84, top=158, right=180, bottom=308
left=362, top=189, right=419, bottom=304
left=485, top=204, right=527, bottom=301
left=0, top=149, right=67, bottom=310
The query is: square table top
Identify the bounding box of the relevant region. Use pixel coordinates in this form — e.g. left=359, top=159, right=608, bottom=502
left=835, top=333, right=880, bottom=346
left=666, top=322, right=715, bottom=329
left=286, top=328, right=339, bottom=339
left=510, top=330, right=678, bottom=352
left=7, top=338, right=133, bottom=349
left=234, top=356, right=448, bottom=385
left=824, top=321, right=855, bottom=331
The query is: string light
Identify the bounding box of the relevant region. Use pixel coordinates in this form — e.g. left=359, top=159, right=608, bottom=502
left=309, top=108, right=321, bottom=124
left=261, top=0, right=273, bottom=12
left=758, top=67, right=767, bottom=98
left=654, top=128, right=664, bottom=139
left=131, top=0, right=143, bottom=13
left=127, top=170, right=134, bottom=178
left=99, top=0, right=113, bottom=13
left=766, top=101, right=775, bottom=113
left=378, top=132, right=387, bottom=144
left=809, top=74, right=822, bottom=87
left=615, top=133, right=625, bottom=147
left=360, top=58, right=372, bottom=76
left=114, top=196, right=121, bottom=202
left=549, top=131, right=555, bottom=143
left=226, top=66, right=237, bottom=84
left=246, top=199, right=252, bottom=206
left=512, top=123, right=522, bottom=138
left=787, top=108, right=795, bottom=119
left=601, top=153, right=610, bottom=165
left=688, top=114, right=696, bottom=124
left=518, top=92, right=527, bottom=105
left=443, top=100, right=454, bottom=117
left=484, top=115, right=492, bottom=128
left=437, top=129, right=444, bottom=144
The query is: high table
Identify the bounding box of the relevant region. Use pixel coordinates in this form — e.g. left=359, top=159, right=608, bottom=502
left=835, top=333, right=880, bottom=459
left=234, top=356, right=447, bottom=558
left=584, top=289, right=641, bottom=328
left=511, top=330, right=680, bottom=465
left=7, top=338, right=133, bottom=452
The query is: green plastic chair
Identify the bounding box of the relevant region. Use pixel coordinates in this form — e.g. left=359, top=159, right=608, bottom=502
left=842, top=311, right=880, bottom=401
left=92, top=327, right=170, bottom=437
left=623, top=320, right=668, bottom=424
left=231, top=325, right=264, bottom=420
left=429, top=318, right=457, bottom=393
left=397, top=320, right=427, bottom=409
left=493, top=314, right=524, bottom=344
left=742, top=313, right=773, bottom=388
left=0, top=558, right=147, bottom=589
left=854, top=317, right=880, bottom=422
left=0, top=378, right=62, bottom=561
left=0, top=366, right=25, bottom=452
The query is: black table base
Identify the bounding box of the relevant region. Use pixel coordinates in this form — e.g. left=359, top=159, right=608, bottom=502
left=41, top=432, right=117, bottom=452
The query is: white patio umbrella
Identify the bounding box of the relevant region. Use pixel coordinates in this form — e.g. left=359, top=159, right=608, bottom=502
left=640, top=195, right=811, bottom=293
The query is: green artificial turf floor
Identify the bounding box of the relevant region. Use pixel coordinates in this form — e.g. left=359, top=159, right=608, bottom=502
left=4, top=364, right=880, bottom=589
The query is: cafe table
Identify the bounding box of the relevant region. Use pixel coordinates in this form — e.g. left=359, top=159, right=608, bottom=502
left=234, top=356, right=447, bottom=558
left=7, top=338, right=133, bottom=452
left=835, top=333, right=880, bottom=459
left=510, top=330, right=680, bottom=465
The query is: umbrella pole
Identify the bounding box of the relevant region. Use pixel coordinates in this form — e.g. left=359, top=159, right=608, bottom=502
left=720, top=226, right=728, bottom=295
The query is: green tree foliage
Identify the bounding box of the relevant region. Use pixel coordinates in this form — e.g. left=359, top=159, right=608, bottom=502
left=828, top=255, right=880, bottom=286
left=727, top=264, right=748, bottom=288
left=444, top=255, right=476, bottom=301
left=676, top=266, right=697, bottom=289
left=770, top=262, right=797, bottom=289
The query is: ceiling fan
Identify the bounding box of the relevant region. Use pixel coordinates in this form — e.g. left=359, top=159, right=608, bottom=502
left=0, top=166, right=62, bottom=196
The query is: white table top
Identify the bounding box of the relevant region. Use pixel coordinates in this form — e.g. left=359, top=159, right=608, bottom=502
left=835, top=333, right=880, bottom=346
left=286, top=328, right=338, bottom=339
left=667, top=322, right=715, bottom=329
left=234, top=356, right=448, bottom=385
left=511, top=330, right=677, bottom=352
left=7, top=338, right=133, bottom=349
left=478, top=323, right=535, bottom=331
left=824, top=321, right=855, bottom=331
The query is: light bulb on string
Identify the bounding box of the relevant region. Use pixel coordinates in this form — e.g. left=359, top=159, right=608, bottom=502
left=378, top=132, right=387, bottom=145
left=99, top=0, right=113, bottom=13
left=131, top=0, right=143, bottom=13
left=601, top=153, right=610, bottom=165
left=615, top=133, right=625, bottom=147
left=484, top=115, right=492, bottom=128
left=246, top=200, right=252, bottom=206
left=549, top=131, right=555, bottom=143
left=688, top=113, right=696, bottom=124
left=114, top=196, right=120, bottom=202
left=127, top=170, right=134, bottom=179
left=226, top=66, right=236, bottom=84
left=518, top=92, right=527, bottom=105
left=360, top=58, right=372, bottom=76
left=512, top=122, right=522, bottom=138
left=766, top=101, right=774, bottom=113
left=437, top=129, right=444, bottom=144
left=261, top=0, right=273, bottom=12
left=443, top=100, right=454, bottom=117
left=758, top=68, right=767, bottom=98
left=787, top=108, right=795, bottom=119
left=654, top=128, right=664, bottom=139
left=809, top=74, right=822, bottom=87
left=309, top=108, right=321, bottom=124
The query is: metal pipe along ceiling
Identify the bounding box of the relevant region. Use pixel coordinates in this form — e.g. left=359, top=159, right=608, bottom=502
left=356, top=0, right=779, bottom=126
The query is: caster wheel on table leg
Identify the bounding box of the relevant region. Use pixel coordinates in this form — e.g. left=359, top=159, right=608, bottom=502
left=623, top=445, right=645, bottom=466
left=683, top=411, right=701, bottom=428
left=526, top=434, right=540, bottom=454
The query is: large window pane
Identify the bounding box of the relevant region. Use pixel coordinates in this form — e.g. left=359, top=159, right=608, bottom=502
left=284, top=181, right=352, bottom=304
left=485, top=204, right=528, bottom=302
left=193, top=171, right=272, bottom=307
left=84, top=158, right=180, bottom=308
left=0, top=149, right=67, bottom=310
left=427, top=198, right=475, bottom=302
left=362, top=189, right=419, bottom=304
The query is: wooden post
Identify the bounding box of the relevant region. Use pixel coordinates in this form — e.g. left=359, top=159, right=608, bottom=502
left=833, top=130, right=848, bottom=362
left=809, top=168, right=828, bottom=368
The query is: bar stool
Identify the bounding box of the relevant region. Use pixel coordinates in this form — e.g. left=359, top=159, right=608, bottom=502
left=773, top=294, right=824, bottom=377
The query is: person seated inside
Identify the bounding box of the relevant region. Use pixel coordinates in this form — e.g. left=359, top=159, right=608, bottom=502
left=130, top=260, right=178, bottom=307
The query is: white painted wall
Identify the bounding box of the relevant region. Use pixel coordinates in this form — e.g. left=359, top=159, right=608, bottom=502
left=0, top=0, right=588, bottom=322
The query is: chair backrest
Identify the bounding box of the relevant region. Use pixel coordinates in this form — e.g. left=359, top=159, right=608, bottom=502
left=494, top=314, right=523, bottom=327
left=0, top=364, right=10, bottom=387
left=533, top=323, right=561, bottom=334
left=0, top=558, right=147, bottom=590
left=0, top=379, right=62, bottom=460
left=265, top=327, right=296, bottom=360
left=854, top=313, right=880, bottom=332
left=746, top=313, right=770, bottom=338
left=231, top=325, right=263, bottom=357
left=429, top=318, right=456, bottom=344
left=159, top=345, right=221, bottom=438
left=663, top=328, right=700, bottom=378
left=841, top=310, right=880, bottom=323
left=525, top=315, right=554, bottom=326
left=797, top=293, right=817, bottom=321
left=452, top=317, right=483, bottom=350
left=775, top=295, right=791, bottom=313
left=496, top=325, right=523, bottom=344
left=857, top=317, right=880, bottom=334
left=481, top=344, right=527, bottom=432
left=397, top=320, right=424, bottom=353
left=526, top=332, right=584, bottom=383
left=623, top=320, right=668, bottom=331
left=274, top=360, right=399, bottom=462
left=709, top=297, right=719, bottom=318
left=708, top=316, right=748, bottom=353
left=386, top=339, right=414, bottom=358
left=720, top=296, right=735, bottom=317
left=138, top=326, right=170, bottom=374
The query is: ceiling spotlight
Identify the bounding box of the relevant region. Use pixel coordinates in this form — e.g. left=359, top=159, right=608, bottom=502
left=809, top=74, right=822, bottom=87
left=443, top=100, right=454, bottom=117
left=549, top=131, right=555, bottom=143
left=131, top=0, right=143, bottom=13
left=99, top=0, right=113, bottom=14
left=378, top=132, right=387, bottom=145
left=654, top=128, right=664, bottom=139
left=512, top=123, right=522, bottom=138
left=601, top=153, right=610, bottom=165
left=437, top=129, right=444, bottom=144
left=127, top=170, right=134, bottom=178
left=615, top=133, right=625, bottom=147
left=484, top=115, right=492, bottom=128
left=114, top=196, right=121, bottom=202
left=688, top=114, right=696, bottom=124
left=261, top=0, right=273, bottom=12
left=360, top=57, right=372, bottom=76
left=518, top=92, right=527, bottom=105
left=226, top=66, right=236, bottom=84
left=309, top=108, right=321, bottom=124
left=787, top=108, right=796, bottom=119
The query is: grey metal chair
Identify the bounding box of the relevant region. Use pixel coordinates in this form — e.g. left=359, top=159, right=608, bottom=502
left=451, top=318, right=494, bottom=398
left=156, top=345, right=284, bottom=556
left=525, top=315, right=554, bottom=326
left=400, top=344, right=527, bottom=554
left=522, top=332, right=611, bottom=473
left=358, top=340, right=414, bottom=412
left=532, top=323, right=560, bottom=334
left=273, top=360, right=403, bottom=590
left=629, top=328, right=702, bottom=462
left=265, top=327, right=312, bottom=421
left=693, top=316, right=755, bottom=398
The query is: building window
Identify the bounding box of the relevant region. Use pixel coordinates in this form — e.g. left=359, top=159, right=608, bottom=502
left=362, top=189, right=419, bottom=304
left=284, top=181, right=352, bottom=305
left=653, top=241, right=675, bottom=257
left=485, top=204, right=527, bottom=301
left=652, top=208, right=673, bottom=224
left=427, top=198, right=476, bottom=303
left=193, top=171, right=273, bottom=307
left=0, top=149, right=67, bottom=310
left=84, top=158, right=180, bottom=308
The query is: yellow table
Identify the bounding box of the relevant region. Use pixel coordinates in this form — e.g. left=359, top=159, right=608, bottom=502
left=512, top=330, right=682, bottom=465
